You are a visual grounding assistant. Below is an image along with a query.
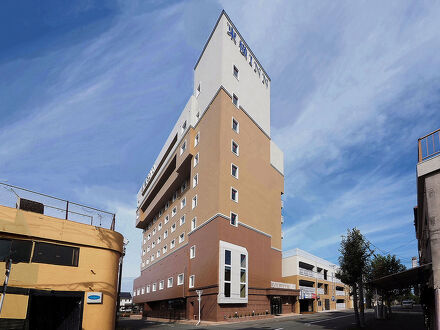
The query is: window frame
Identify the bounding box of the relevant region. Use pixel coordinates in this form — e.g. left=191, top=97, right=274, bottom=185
left=177, top=273, right=184, bottom=286
left=194, top=132, right=200, bottom=147
left=189, top=275, right=195, bottom=288
left=168, top=277, right=173, bottom=288
left=231, top=163, right=239, bottom=179
left=232, top=117, right=239, bottom=133
left=232, top=94, right=239, bottom=107
left=192, top=195, right=198, bottom=209
left=190, top=245, right=196, bottom=259
left=191, top=217, right=197, bottom=231
left=231, top=140, right=239, bottom=156
left=193, top=173, right=198, bottom=188
left=231, top=187, right=238, bottom=203
left=230, top=212, right=238, bottom=227
left=233, top=65, right=239, bottom=80
left=193, top=153, right=199, bottom=167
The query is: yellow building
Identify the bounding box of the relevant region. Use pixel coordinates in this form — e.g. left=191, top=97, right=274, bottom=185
left=0, top=186, right=123, bottom=330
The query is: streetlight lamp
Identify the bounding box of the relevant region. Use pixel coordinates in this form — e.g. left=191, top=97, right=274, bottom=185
left=196, top=290, right=203, bottom=326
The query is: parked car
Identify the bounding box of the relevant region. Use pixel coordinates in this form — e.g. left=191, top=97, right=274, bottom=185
left=402, top=300, right=414, bottom=308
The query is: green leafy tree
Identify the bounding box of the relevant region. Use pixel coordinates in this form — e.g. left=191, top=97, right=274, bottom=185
left=336, top=228, right=370, bottom=327
left=368, top=254, right=408, bottom=316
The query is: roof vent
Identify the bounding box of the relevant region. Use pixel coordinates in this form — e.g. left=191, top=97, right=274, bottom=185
left=16, top=198, right=44, bottom=214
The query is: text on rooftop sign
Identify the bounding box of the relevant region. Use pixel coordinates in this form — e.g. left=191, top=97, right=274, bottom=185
left=227, top=24, right=269, bottom=88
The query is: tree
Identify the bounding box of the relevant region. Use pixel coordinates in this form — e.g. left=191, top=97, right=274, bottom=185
left=336, top=228, right=370, bottom=327
left=368, top=254, right=408, bottom=317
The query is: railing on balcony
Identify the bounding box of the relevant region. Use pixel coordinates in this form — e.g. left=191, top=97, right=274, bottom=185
left=316, top=273, right=324, bottom=280
left=336, top=290, right=345, bottom=296
left=0, top=183, right=116, bottom=230
left=299, top=286, right=315, bottom=294
left=317, top=288, right=324, bottom=295
left=419, top=128, right=440, bottom=162
left=299, top=268, right=315, bottom=278
left=336, top=303, right=346, bottom=309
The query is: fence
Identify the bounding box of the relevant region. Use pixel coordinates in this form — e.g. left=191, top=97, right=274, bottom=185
left=418, top=128, right=440, bottom=162
left=0, top=183, right=115, bottom=230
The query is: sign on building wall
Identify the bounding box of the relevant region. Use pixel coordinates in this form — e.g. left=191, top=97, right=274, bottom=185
left=271, top=281, right=296, bottom=290
left=227, top=23, right=269, bottom=88
left=86, top=292, right=103, bottom=304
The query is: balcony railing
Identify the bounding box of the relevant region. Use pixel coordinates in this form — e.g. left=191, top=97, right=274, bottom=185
left=0, top=183, right=116, bottom=230
left=299, top=268, right=315, bottom=278
left=317, top=288, right=324, bottom=295
left=299, top=286, right=315, bottom=294
left=336, top=302, right=346, bottom=309
left=336, top=290, right=345, bottom=296
left=419, top=128, right=440, bottom=162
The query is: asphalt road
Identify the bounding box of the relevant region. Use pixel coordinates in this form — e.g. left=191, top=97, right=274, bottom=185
left=116, top=307, right=424, bottom=330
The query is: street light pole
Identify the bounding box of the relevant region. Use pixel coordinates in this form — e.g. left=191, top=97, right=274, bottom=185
left=196, top=290, right=203, bottom=326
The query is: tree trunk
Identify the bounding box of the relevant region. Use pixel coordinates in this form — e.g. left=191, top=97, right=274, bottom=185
left=353, top=282, right=361, bottom=327
left=358, top=279, right=365, bottom=327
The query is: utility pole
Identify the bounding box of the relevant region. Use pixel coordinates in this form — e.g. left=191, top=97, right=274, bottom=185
left=196, top=290, right=203, bottom=326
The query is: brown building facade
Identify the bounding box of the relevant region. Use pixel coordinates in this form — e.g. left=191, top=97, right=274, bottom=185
left=132, top=11, right=298, bottom=321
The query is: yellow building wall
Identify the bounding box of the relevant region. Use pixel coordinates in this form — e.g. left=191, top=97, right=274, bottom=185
left=0, top=205, right=123, bottom=330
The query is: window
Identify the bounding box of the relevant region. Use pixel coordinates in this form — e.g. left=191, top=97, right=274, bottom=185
left=232, top=118, right=239, bottom=133
left=152, top=241, right=156, bottom=248
left=141, top=287, right=145, bottom=294
left=180, top=197, right=186, bottom=209
left=151, top=255, right=154, bottom=262
left=142, top=261, right=145, bottom=268
left=158, top=222, right=162, bottom=231
left=224, top=250, right=231, bottom=297
left=196, top=111, right=200, bottom=119
left=240, top=254, right=247, bottom=298
left=147, top=245, right=150, bottom=252
left=163, top=245, right=167, bottom=254
left=159, top=209, right=163, bottom=217
left=168, top=277, right=174, bottom=288
left=181, top=120, right=187, bottom=133
left=147, top=234, right=151, bottom=241
left=164, top=215, right=169, bottom=224
left=172, top=207, right=177, bottom=217
left=192, top=195, right=198, bottom=209
left=152, top=283, right=157, bottom=292
left=171, top=223, right=176, bottom=233
left=179, top=233, right=185, bottom=243
left=32, top=242, right=79, bottom=267
left=137, top=289, right=140, bottom=296
left=191, top=217, right=197, bottom=231
left=143, top=238, right=146, bottom=245
left=159, top=280, right=164, bottom=290
left=181, top=181, right=187, bottom=192
left=164, top=230, right=168, bottom=239
left=231, top=187, right=238, bottom=202
left=194, top=132, right=200, bottom=147
left=193, top=153, right=199, bottom=167
left=180, top=215, right=185, bottom=226
left=143, top=249, right=146, bottom=256
left=189, top=275, right=195, bottom=288
left=170, top=239, right=175, bottom=249
left=230, top=212, right=238, bottom=227
left=180, top=140, right=187, bottom=155
left=196, top=83, right=201, bottom=98
left=177, top=273, right=184, bottom=285
left=165, top=201, right=169, bottom=210
left=190, top=245, right=196, bottom=259
left=193, top=174, right=198, bottom=188
left=232, top=94, right=239, bottom=107
left=172, top=191, right=177, bottom=202
left=147, top=285, right=150, bottom=293
left=152, top=228, right=156, bottom=235
left=156, top=250, right=160, bottom=258
left=146, top=259, right=149, bottom=265
left=233, top=65, right=239, bottom=79
left=231, top=164, right=238, bottom=178
left=0, top=239, right=33, bottom=263
left=232, top=140, right=239, bottom=155
left=157, top=236, right=161, bottom=244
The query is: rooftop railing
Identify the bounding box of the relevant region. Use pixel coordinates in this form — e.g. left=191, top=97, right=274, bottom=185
left=0, top=183, right=116, bottom=230
left=418, top=128, right=440, bottom=162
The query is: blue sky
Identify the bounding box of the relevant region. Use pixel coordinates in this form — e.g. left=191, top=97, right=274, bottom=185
left=1, top=1, right=440, bottom=292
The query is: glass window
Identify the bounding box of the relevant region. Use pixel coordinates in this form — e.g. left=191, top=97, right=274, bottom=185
left=171, top=223, right=176, bottom=233
left=178, top=273, right=184, bottom=285
left=181, top=198, right=186, bottom=209
left=225, top=283, right=231, bottom=297
left=233, top=94, right=238, bottom=107
left=233, top=65, right=239, bottom=79
left=164, top=230, right=168, bottom=239
left=180, top=215, right=185, bottom=226
left=225, top=250, right=231, bottom=265
left=179, top=233, right=185, bottom=243
left=193, top=174, right=198, bottom=188
left=232, top=141, right=239, bottom=155
left=159, top=280, right=164, bottom=290
left=241, top=254, right=246, bottom=268
left=191, top=217, right=196, bottom=231
left=192, top=195, right=198, bottom=209
left=190, top=245, right=196, bottom=259
left=194, top=153, right=199, bottom=167
left=32, top=242, right=79, bottom=267
left=240, top=284, right=246, bottom=298
left=231, top=164, right=238, bottom=178
left=225, top=266, right=231, bottom=281
left=189, top=275, right=195, bottom=288
left=180, top=140, right=187, bottom=155
left=168, top=277, right=173, bottom=288
left=0, top=239, right=33, bottom=263
left=170, top=239, right=175, bottom=249
left=164, top=215, right=169, bottom=224
left=231, top=188, right=238, bottom=202
left=232, top=118, right=239, bottom=133
left=230, top=212, right=238, bottom=226
left=172, top=207, right=177, bottom=217
left=194, top=132, right=200, bottom=147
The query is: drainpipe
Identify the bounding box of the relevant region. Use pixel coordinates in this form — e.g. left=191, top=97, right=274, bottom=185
left=0, top=259, right=12, bottom=315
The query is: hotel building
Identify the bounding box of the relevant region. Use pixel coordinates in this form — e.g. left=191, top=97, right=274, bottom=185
left=132, top=11, right=298, bottom=320
left=282, top=249, right=352, bottom=313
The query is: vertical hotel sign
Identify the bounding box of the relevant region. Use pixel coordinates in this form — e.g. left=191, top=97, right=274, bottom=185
left=227, top=23, right=269, bottom=87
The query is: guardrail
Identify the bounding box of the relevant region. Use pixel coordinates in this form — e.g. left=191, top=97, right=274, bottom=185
left=299, top=268, right=315, bottom=278
left=419, top=128, right=440, bottom=162
left=336, top=290, right=345, bottom=296
left=0, top=183, right=116, bottom=230
left=317, top=288, right=324, bottom=295
left=299, top=286, right=315, bottom=294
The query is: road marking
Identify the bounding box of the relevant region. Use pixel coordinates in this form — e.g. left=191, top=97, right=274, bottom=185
left=307, top=314, right=353, bottom=324
left=274, top=328, right=284, bottom=330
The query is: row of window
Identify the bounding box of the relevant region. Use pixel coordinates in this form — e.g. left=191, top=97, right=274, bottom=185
left=133, top=273, right=196, bottom=297
left=230, top=115, right=240, bottom=227
left=0, top=238, right=79, bottom=267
